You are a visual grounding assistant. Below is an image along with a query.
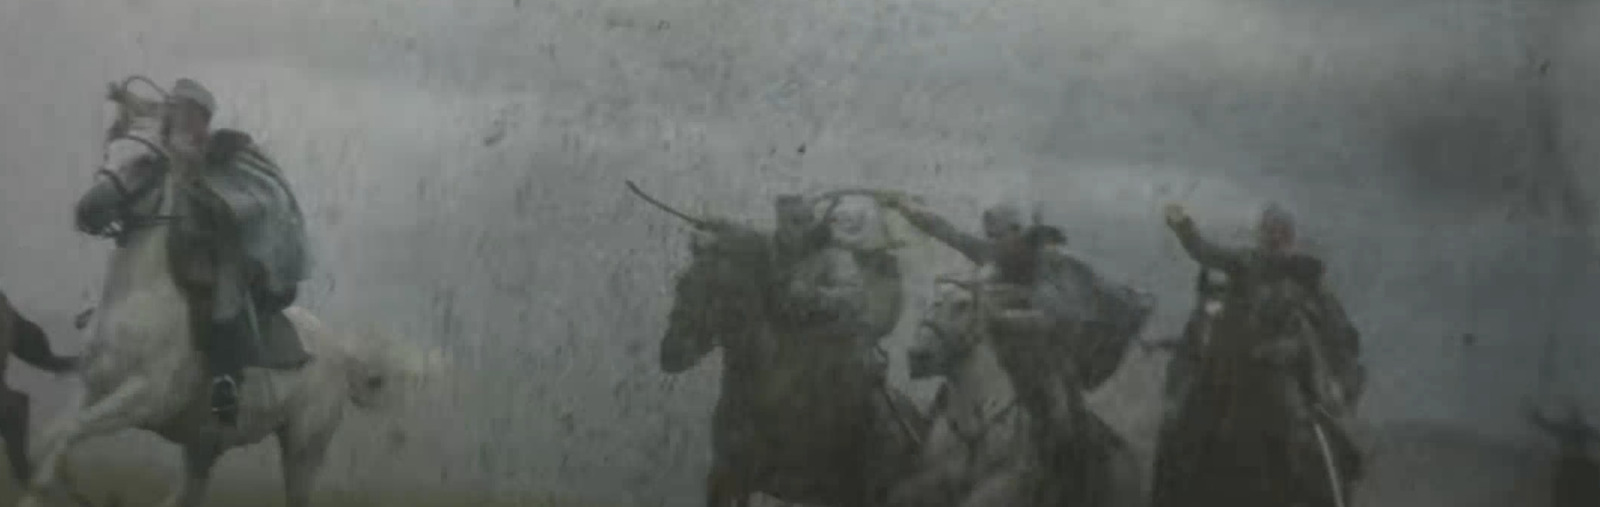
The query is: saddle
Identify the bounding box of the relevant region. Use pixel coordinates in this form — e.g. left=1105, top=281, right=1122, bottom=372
left=179, top=283, right=311, bottom=371
left=74, top=295, right=310, bottom=370
left=245, top=305, right=313, bottom=370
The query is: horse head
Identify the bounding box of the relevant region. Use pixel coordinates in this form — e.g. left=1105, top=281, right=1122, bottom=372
left=76, top=76, right=177, bottom=242
left=659, top=222, right=775, bottom=373
left=908, top=274, right=987, bottom=380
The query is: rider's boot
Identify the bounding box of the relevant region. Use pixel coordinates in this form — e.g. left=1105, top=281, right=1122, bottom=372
left=206, top=314, right=249, bottom=426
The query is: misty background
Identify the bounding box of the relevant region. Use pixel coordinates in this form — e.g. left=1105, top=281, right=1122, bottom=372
left=1, top=0, right=1596, bottom=505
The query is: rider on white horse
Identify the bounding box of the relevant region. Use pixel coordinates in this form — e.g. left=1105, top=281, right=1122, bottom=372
left=77, top=78, right=312, bottom=426
left=877, top=195, right=1148, bottom=423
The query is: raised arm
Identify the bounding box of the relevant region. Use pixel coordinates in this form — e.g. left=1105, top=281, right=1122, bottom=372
left=1163, top=204, right=1248, bottom=273
left=884, top=198, right=992, bottom=265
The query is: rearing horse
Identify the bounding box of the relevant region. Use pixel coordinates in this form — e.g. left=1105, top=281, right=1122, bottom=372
left=19, top=77, right=445, bottom=507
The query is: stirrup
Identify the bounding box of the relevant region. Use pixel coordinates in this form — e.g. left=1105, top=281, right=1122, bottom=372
left=210, top=376, right=240, bottom=420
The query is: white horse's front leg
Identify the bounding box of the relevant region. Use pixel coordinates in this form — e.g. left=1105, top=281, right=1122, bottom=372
left=278, top=425, right=335, bottom=507
left=158, top=444, right=221, bottom=507
left=19, top=378, right=155, bottom=507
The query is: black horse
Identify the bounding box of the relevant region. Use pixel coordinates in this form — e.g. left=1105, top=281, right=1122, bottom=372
left=1150, top=267, right=1361, bottom=507
left=658, top=215, right=926, bottom=507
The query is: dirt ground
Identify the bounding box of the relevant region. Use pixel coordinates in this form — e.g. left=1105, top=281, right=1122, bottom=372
left=0, top=460, right=601, bottom=507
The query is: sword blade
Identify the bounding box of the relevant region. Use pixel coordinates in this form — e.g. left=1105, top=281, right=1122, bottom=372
left=1312, top=421, right=1349, bottom=507
left=624, top=180, right=708, bottom=229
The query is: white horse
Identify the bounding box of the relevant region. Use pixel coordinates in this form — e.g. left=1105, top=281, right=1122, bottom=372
left=19, top=77, right=446, bottom=507
left=891, top=275, right=1143, bottom=507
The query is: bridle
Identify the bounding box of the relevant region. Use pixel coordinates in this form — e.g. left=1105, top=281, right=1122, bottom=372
left=90, top=75, right=184, bottom=244
left=920, top=276, right=1032, bottom=455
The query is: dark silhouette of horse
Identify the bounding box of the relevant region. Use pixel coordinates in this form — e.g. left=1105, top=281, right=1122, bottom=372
left=0, top=289, right=78, bottom=483
left=1150, top=267, right=1359, bottom=507
left=657, top=215, right=926, bottom=507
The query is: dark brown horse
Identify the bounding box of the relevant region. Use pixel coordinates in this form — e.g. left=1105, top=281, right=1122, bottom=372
left=656, top=211, right=926, bottom=507
left=0, top=289, right=78, bottom=484
left=1150, top=267, right=1359, bottom=507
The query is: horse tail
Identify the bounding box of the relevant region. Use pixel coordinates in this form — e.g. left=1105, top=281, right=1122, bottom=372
left=339, top=324, right=446, bottom=412
left=12, top=316, right=77, bottom=373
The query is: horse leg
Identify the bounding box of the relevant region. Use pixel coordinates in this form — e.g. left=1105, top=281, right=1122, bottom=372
left=277, top=424, right=335, bottom=507
left=19, top=378, right=155, bottom=507
left=0, top=388, right=33, bottom=484
left=157, top=444, right=221, bottom=507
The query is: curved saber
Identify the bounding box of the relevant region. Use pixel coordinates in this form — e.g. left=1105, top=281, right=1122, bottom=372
left=624, top=180, right=709, bottom=229
left=815, top=188, right=926, bottom=205
left=1312, top=421, right=1349, bottom=507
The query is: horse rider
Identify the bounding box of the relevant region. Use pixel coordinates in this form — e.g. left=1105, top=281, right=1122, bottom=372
left=161, top=79, right=312, bottom=426
left=877, top=194, right=1140, bottom=468
left=769, top=193, right=917, bottom=499
left=1161, top=202, right=1365, bottom=492
left=879, top=192, right=1150, bottom=381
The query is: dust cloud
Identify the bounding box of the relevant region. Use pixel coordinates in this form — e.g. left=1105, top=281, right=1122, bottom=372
left=0, top=0, right=1595, bottom=505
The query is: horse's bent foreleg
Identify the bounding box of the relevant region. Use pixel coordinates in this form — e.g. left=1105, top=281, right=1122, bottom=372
left=0, top=388, right=33, bottom=483
left=20, top=378, right=155, bottom=507
left=158, top=444, right=220, bottom=507
left=278, top=424, right=335, bottom=507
